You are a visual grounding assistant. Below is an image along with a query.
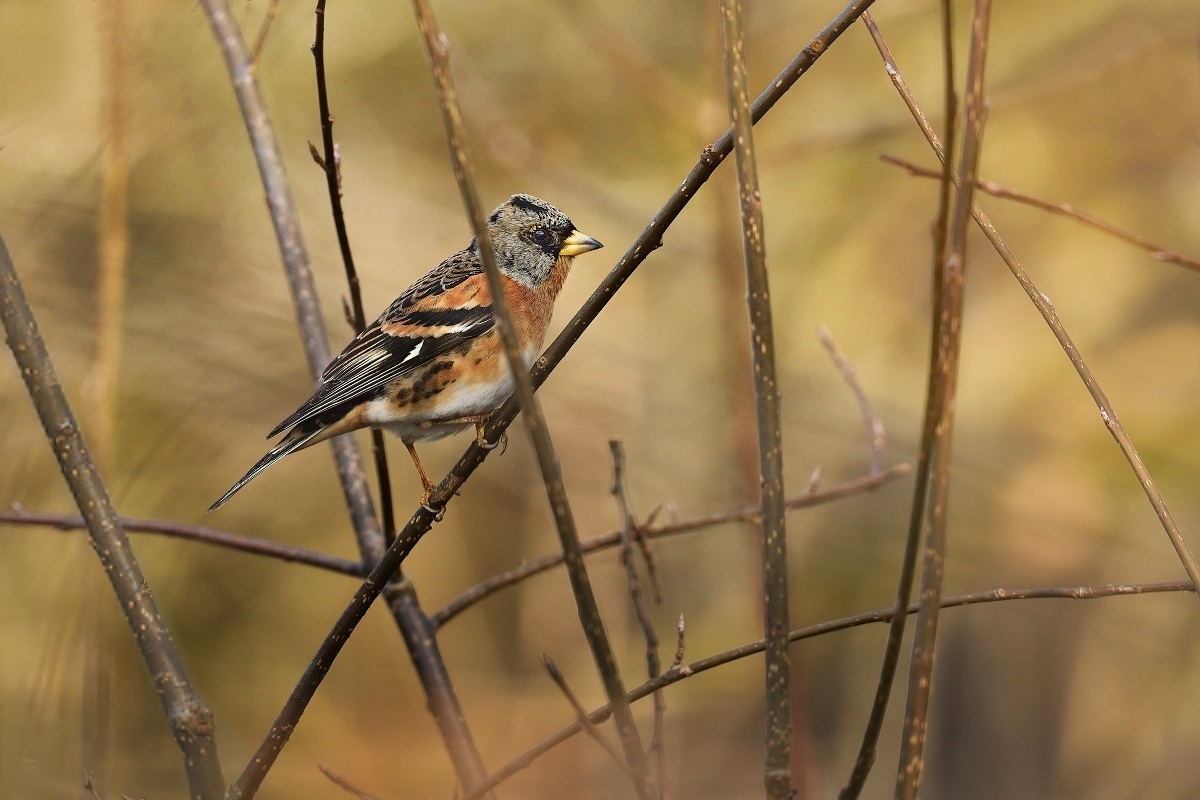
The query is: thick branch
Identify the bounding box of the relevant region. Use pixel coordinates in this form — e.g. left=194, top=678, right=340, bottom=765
left=0, top=239, right=225, bottom=799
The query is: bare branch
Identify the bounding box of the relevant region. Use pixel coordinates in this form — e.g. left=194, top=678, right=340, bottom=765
left=816, top=326, right=885, bottom=475
left=432, top=465, right=910, bottom=628
left=408, top=1, right=653, bottom=795
left=541, top=654, right=631, bottom=777
left=610, top=441, right=670, bottom=797
left=250, top=0, right=282, bottom=63
left=718, top=1, right=790, bottom=795
left=465, top=579, right=1192, bottom=799
left=318, top=765, right=385, bottom=800
left=879, top=154, right=1200, bottom=273
left=897, top=4, right=992, bottom=797
left=0, top=239, right=225, bottom=798
left=0, top=508, right=364, bottom=577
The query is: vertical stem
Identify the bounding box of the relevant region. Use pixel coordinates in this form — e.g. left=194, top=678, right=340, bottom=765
left=0, top=239, right=225, bottom=800
left=718, top=1, right=791, bottom=797
left=407, top=2, right=653, bottom=796
left=895, top=3, right=991, bottom=798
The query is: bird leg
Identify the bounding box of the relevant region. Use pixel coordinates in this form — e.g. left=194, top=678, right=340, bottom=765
left=403, top=441, right=435, bottom=506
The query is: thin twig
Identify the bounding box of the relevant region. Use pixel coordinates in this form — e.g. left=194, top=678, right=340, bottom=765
left=540, top=654, right=632, bottom=777
left=318, top=765, right=385, bottom=800
left=718, top=2, right=790, bottom=796
left=200, top=3, right=492, bottom=796
left=897, top=4, right=992, bottom=798
left=879, top=154, right=1200, bottom=273
left=867, top=10, right=1200, bottom=595
left=250, top=0, right=282, bottom=63
left=311, top=0, right=399, bottom=546
left=408, top=1, right=653, bottom=795
left=0, top=239, right=225, bottom=799
left=816, top=326, right=885, bottom=475
left=432, top=465, right=910, bottom=629
left=225, top=4, right=875, bottom=792
left=464, top=579, right=1193, bottom=799
left=609, top=441, right=670, bottom=798
left=0, top=509, right=365, bottom=577
left=671, top=614, right=686, bottom=669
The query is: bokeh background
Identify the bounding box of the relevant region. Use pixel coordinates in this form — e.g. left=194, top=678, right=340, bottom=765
left=2, top=0, right=1199, bottom=798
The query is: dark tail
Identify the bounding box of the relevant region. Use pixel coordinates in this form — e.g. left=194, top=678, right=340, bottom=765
left=208, top=426, right=324, bottom=511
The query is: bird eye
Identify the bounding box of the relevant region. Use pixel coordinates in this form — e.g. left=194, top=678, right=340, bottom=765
left=530, top=227, right=550, bottom=242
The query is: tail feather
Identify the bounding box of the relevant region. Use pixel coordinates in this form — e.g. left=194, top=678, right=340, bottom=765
left=208, top=426, right=324, bottom=511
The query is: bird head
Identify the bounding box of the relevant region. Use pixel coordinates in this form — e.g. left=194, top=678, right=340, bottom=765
left=482, top=194, right=602, bottom=287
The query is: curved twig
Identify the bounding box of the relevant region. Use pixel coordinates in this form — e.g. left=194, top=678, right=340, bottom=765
left=463, top=578, right=1192, bottom=799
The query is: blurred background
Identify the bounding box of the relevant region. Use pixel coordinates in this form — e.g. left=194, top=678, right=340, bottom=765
left=2, top=0, right=1199, bottom=797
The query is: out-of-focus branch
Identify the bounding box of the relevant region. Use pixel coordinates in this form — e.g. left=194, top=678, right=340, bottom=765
left=718, top=1, right=790, bottom=796
left=0, top=508, right=365, bottom=577
left=433, top=465, right=910, bottom=629
left=225, top=5, right=876, bottom=793
left=896, top=4, right=992, bottom=797
left=250, top=0, right=282, bottom=63
left=408, top=1, right=652, bottom=795
left=0, top=239, right=225, bottom=799
left=464, top=578, right=1193, bottom=799
left=541, top=654, right=632, bottom=777
left=879, top=154, right=1200, bottom=273
left=318, top=765, right=385, bottom=800
left=817, top=326, right=885, bottom=476
left=865, top=13, right=1200, bottom=596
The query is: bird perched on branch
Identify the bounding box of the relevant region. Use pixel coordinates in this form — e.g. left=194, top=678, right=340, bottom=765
left=210, top=194, right=602, bottom=511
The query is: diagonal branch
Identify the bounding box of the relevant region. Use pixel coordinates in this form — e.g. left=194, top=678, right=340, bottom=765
left=408, top=1, right=653, bottom=795
left=718, top=1, right=791, bottom=796
left=225, top=3, right=877, bottom=793
left=0, top=239, right=225, bottom=799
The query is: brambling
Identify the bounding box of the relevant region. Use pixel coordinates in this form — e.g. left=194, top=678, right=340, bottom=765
left=210, top=194, right=602, bottom=511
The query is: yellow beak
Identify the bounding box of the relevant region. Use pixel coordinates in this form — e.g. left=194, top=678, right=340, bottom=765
left=559, top=230, right=603, bottom=258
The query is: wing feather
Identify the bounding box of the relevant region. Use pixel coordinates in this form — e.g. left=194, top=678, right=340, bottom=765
left=267, top=251, right=492, bottom=438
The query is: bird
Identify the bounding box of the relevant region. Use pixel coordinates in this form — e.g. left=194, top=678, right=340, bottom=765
left=209, top=193, right=602, bottom=511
